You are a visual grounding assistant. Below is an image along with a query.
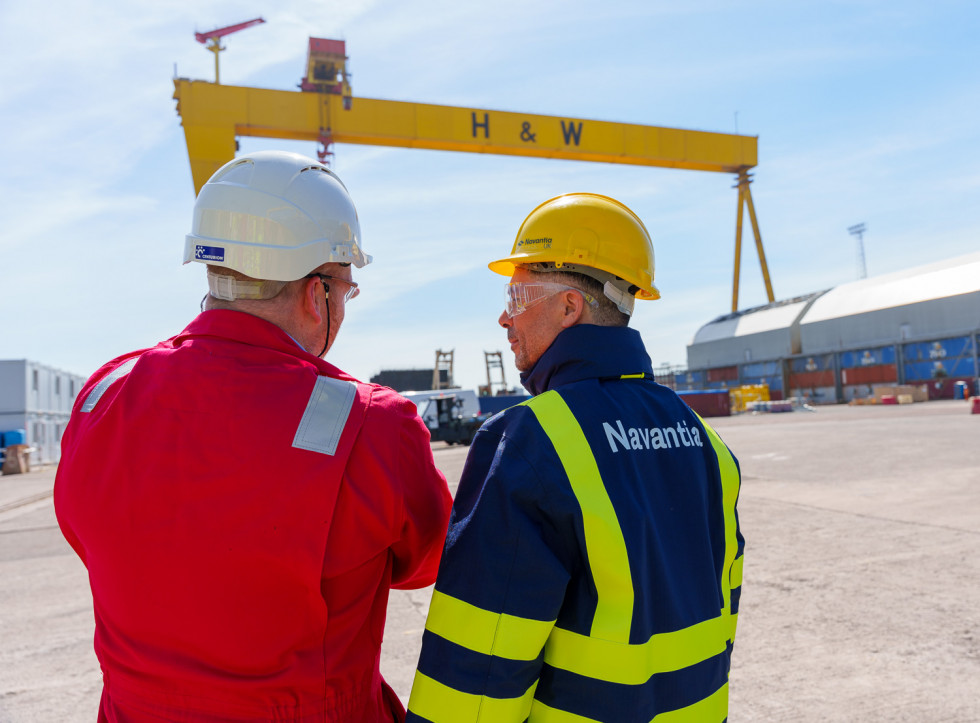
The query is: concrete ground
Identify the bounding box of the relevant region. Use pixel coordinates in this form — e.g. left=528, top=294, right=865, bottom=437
left=1, top=399, right=978, bottom=721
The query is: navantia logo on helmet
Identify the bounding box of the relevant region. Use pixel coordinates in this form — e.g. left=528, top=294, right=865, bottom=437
left=195, top=245, right=226, bottom=262
left=517, top=237, right=552, bottom=249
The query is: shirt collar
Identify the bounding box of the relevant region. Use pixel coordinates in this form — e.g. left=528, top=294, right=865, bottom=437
left=172, top=310, right=351, bottom=380
left=520, top=324, right=654, bottom=396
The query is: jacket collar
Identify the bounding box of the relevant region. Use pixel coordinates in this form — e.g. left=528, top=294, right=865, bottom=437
left=520, top=324, right=654, bottom=396
left=171, top=310, right=353, bottom=380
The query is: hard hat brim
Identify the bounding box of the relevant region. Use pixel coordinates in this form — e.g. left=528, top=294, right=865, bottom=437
left=487, top=256, right=519, bottom=277
left=488, top=254, right=660, bottom=300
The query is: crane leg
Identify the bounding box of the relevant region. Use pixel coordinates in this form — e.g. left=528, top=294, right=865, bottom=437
left=733, top=175, right=745, bottom=312
left=742, top=178, right=774, bottom=303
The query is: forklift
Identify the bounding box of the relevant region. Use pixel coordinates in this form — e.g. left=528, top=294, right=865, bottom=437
left=419, top=393, right=488, bottom=446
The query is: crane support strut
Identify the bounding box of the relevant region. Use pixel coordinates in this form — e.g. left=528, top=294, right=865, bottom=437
left=731, top=170, right=774, bottom=312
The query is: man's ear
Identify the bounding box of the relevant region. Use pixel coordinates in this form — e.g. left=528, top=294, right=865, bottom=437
left=302, top=277, right=326, bottom=323
left=558, top=289, right=586, bottom=329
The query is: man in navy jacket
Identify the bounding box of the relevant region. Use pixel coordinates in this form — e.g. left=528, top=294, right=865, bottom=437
left=408, top=193, right=744, bottom=722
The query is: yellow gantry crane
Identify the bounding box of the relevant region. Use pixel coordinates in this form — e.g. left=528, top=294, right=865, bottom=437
left=174, top=34, right=773, bottom=311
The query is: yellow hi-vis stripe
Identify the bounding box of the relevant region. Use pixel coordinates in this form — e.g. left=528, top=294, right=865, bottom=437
left=409, top=670, right=537, bottom=722
left=543, top=615, right=729, bottom=685
left=731, top=554, right=743, bottom=589
left=651, top=681, right=729, bottom=722
left=530, top=699, right=601, bottom=722
left=424, top=590, right=555, bottom=661
left=528, top=681, right=728, bottom=723
left=523, top=391, right=634, bottom=642
left=696, top=414, right=742, bottom=644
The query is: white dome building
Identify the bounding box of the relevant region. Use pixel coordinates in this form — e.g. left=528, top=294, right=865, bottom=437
left=683, top=252, right=980, bottom=403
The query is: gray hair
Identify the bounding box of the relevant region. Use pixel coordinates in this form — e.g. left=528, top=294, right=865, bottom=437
left=527, top=267, right=630, bottom=327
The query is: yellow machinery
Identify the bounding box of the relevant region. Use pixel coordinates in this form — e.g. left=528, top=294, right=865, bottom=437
left=729, top=383, right=771, bottom=413
left=174, top=35, right=773, bottom=311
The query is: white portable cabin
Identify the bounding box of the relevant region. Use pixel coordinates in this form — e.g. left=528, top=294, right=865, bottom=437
left=0, top=360, right=87, bottom=465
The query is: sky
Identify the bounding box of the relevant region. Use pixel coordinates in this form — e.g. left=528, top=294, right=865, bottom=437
left=2, top=0, right=978, bottom=392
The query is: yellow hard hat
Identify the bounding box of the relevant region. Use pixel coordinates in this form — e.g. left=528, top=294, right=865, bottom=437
left=488, top=193, right=660, bottom=307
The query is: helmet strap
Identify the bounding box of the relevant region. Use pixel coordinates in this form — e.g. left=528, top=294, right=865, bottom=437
left=602, top=280, right=635, bottom=316
left=317, top=281, right=331, bottom=358
left=207, top=271, right=287, bottom=301
left=524, top=262, right=634, bottom=316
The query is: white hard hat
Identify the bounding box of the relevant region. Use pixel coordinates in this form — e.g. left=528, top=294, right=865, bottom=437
left=183, top=150, right=371, bottom=280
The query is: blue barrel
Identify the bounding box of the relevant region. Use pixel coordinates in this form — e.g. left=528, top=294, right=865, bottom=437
left=2, top=429, right=26, bottom=446
left=954, top=381, right=966, bottom=400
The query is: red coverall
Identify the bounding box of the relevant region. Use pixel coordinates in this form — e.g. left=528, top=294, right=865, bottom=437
left=54, top=310, right=453, bottom=722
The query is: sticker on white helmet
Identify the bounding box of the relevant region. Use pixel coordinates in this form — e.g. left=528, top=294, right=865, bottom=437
left=195, top=245, right=225, bottom=262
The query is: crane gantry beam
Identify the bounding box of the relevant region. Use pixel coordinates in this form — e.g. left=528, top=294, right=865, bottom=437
left=173, top=73, right=773, bottom=311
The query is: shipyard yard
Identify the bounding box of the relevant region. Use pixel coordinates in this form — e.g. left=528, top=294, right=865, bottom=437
left=1, top=400, right=978, bottom=722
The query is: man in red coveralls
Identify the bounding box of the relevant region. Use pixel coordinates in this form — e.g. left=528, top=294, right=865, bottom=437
left=55, top=150, right=453, bottom=722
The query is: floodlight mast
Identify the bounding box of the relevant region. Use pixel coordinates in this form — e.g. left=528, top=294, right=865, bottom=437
left=194, top=17, right=265, bottom=84
left=848, top=223, right=868, bottom=279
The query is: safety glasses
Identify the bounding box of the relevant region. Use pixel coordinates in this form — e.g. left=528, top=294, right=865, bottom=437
left=306, top=273, right=360, bottom=302
left=505, top=282, right=596, bottom=318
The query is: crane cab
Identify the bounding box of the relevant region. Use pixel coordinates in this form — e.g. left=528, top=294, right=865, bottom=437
left=300, top=38, right=352, bottom=108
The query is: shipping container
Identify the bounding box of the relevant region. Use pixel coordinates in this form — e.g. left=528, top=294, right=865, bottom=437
left=839, top=346, right=897, bottom=368
left=677, top=390, right=731, bottom=417
left=902, top=336, right=975, bottom=361
left=788, top=354, right=834, bottom=373
left=477, top=394, right=530, bottom=416
left=788, top=370, right=835, bottom=388
left=706, top=366, right=739, bottom=382
left=922, top=377, right=978, bottom=400
left=840, top=364, right=898, bottom=385
left=788, top=385, right=837, bottom=405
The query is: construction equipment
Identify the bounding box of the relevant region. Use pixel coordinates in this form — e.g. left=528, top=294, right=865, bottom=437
left=194, top=18, right=265, bottom=85
left=729, top=383, right=770, bottom=414
left=418, top=394, right=487, bottom=446
left=174, top=33, right=773, bottom=311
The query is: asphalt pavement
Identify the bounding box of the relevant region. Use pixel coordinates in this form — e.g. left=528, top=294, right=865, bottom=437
left=1, top=400, right=978, bottom=721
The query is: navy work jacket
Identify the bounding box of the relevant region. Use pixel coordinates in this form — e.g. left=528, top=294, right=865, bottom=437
left=408, top=324, right=744, bottom=723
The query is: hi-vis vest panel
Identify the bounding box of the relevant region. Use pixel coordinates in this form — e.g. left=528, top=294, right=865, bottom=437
left=408, top=384, right=743, bottom=723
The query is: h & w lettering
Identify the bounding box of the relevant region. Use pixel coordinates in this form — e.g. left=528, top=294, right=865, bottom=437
left=561, top=120, right=583, bottom=146
left=472, top=112, right=490, bottom=139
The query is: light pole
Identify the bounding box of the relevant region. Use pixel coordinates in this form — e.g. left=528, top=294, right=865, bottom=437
left=848, top=223, right=868, bottom=279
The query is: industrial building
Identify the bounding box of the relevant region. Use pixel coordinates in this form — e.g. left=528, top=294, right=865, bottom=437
left=369, top=368, right=450, bottom=393
left=682, top=252, right=980, bottom=403
left=0, top=360, right=86, bottom=465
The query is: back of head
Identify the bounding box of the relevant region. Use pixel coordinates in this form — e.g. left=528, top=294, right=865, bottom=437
left=184, top=150, right=370, bottom=301
left=489, top=192, right=659, bottom=323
